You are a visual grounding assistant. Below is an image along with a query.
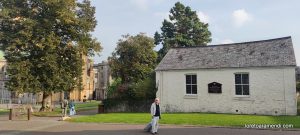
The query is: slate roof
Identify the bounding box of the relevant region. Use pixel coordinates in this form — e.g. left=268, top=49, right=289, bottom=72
left=156, top=36, right=296, bottom=71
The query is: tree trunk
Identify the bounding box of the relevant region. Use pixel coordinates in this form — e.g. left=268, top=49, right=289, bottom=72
left=39, top=92, right=51, bottom=112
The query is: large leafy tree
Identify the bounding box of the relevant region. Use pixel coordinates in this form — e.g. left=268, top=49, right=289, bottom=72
left=0, top=0, right=101, bottom=111
left=109, top=34, right=157, bottom=84
left=155, top=2, right=212, bottom=61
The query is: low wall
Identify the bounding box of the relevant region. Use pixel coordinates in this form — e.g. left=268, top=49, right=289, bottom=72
left=103, top=99, right=153, bottom=113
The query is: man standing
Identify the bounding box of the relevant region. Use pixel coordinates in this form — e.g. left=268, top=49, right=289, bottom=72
left=150, top=98, right=161, bottom=134
left=61, top=99, right=68, bottom=117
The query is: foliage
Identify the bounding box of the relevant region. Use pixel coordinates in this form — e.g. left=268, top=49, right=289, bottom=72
left=155, top=2, right=212, bottom=61
left=102, top=99, right=152, bottom=112
left=106, top=78, right=122, bottom=98
left=0, top=0, right=101, bottom=111
left=104, top=73, right=156, bottom=111
left=297, top=97, right=300, bottom=115
left=0, top=109, right=9, bottom=115
left=102, top=98, right=122, bottom=110
left=106, top=73, right=156, bottom=101
left=32, top=109, right=62, bottom=117
left=74, top=101, right=100, bottom=111
left=107, top=33, right=157, bottom=102
left=109, top=33, right=157, bottom=84
left=131, top=72, right=157, bottom=100
left=70, top=113, right=300, bottom=128
left=297, top=82, right=300, bottom=92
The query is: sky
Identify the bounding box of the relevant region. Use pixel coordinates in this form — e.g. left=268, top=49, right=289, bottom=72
left=90, top=0, right=300, bottom=66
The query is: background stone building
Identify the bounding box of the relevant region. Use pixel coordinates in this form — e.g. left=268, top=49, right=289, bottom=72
left=93, top=61, right=112, bottom=100
left=67, top=56, right=95, bottom=101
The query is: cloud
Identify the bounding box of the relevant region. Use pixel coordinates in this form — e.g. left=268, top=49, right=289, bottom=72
left=130, top=0, right=148, bottom=11
left=221, top=39, right=234, bottom=44
left=232, top=9, right=252, bottom=27
left=197, top=11, right=210, bottom=23
left=130, top=0, right=166, bottom=11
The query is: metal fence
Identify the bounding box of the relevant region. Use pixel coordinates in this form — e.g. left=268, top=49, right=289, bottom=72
left=0, top=93, right=38, bottom=109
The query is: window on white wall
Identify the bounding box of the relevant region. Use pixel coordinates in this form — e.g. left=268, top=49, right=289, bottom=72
left=186, top=74, right=197, bottom=94
left=235, top=73, right=249, bottom=95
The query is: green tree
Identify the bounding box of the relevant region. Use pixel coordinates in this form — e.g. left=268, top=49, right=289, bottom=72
left=106, top=78, right=122, bottom=99
left=0, top=0, right=101, bottom=111
left=109, top=33, right=157, bottom=84
left=297, top=82, right=300, bottom=92
left=155, top=2, right=212, bottom=61
left=131, top=72, right=157, bottom=100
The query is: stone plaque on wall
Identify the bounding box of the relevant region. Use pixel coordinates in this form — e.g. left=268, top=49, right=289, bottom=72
left=208, top=82, right=222, bottom=93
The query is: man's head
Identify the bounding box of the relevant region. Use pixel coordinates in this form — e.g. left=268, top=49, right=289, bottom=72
left=154, top=98, right=160, bottom=104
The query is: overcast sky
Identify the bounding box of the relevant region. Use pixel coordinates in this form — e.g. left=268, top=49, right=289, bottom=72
left=90, top=0, right=300, bottom=66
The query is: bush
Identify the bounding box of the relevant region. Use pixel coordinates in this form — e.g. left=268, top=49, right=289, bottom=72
left=106, top=78, right=122, bottom=98
left=104, top=72, right=157, bottom=112
left=131, top=72, right=157, bottom=100
left=102, top=98, right=121, bottom=109
left=297, top=82, right=300, bottom=92
left=107, top=72, right=157, bottom=100
left=102, top=98, right=152, bottom=112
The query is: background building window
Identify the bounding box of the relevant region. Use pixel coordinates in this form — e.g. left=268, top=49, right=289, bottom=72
left=186, top=74, right=197, bottom=94
left=235, top=73, right=249, bottom=95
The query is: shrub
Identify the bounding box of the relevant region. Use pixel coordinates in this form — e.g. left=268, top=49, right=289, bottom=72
left=106, top=78, right=122, bottom=98
left=297, top=82, right=300, bottom=92
left=131, top=72, right=157, bottom=100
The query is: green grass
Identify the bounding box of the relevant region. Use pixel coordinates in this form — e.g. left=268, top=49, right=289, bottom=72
left=0, top=109, right=9, bottom=115
left=32, top=109, right=62, bottom=117
left=75, top=101, right=100, bottom=111
left=33, top=101, right=100, bottom=117
left=70, top=113, right=300, bottom=128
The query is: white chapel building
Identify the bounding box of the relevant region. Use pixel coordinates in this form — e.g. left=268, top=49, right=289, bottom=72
left=155, top=37, right=297, bottom=115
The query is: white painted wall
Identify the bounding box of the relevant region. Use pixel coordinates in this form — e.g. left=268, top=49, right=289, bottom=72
left=156, top=66, right=297, bottom=115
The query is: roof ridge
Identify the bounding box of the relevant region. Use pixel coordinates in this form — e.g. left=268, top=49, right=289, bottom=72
left=172, top=36, right=291, bottom=49
left=156, top=36, right=295, bottom=70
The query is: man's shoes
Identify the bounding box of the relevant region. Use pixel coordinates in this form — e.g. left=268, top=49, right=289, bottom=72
left=155, top=132, right=158, bottom=134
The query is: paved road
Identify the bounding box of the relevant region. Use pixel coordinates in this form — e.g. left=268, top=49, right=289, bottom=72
left=0, top=115, right=299, bottom=135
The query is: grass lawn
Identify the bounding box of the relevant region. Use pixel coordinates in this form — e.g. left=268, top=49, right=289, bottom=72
left=70, top=113, right=300, bottom=128
left=33, top=101, right=100, bottom=117
left=75, top=100, right=100, bottom=111
left=0, top=109, right=9, bottom=115
left=32, top=109, right=62, bottom=117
